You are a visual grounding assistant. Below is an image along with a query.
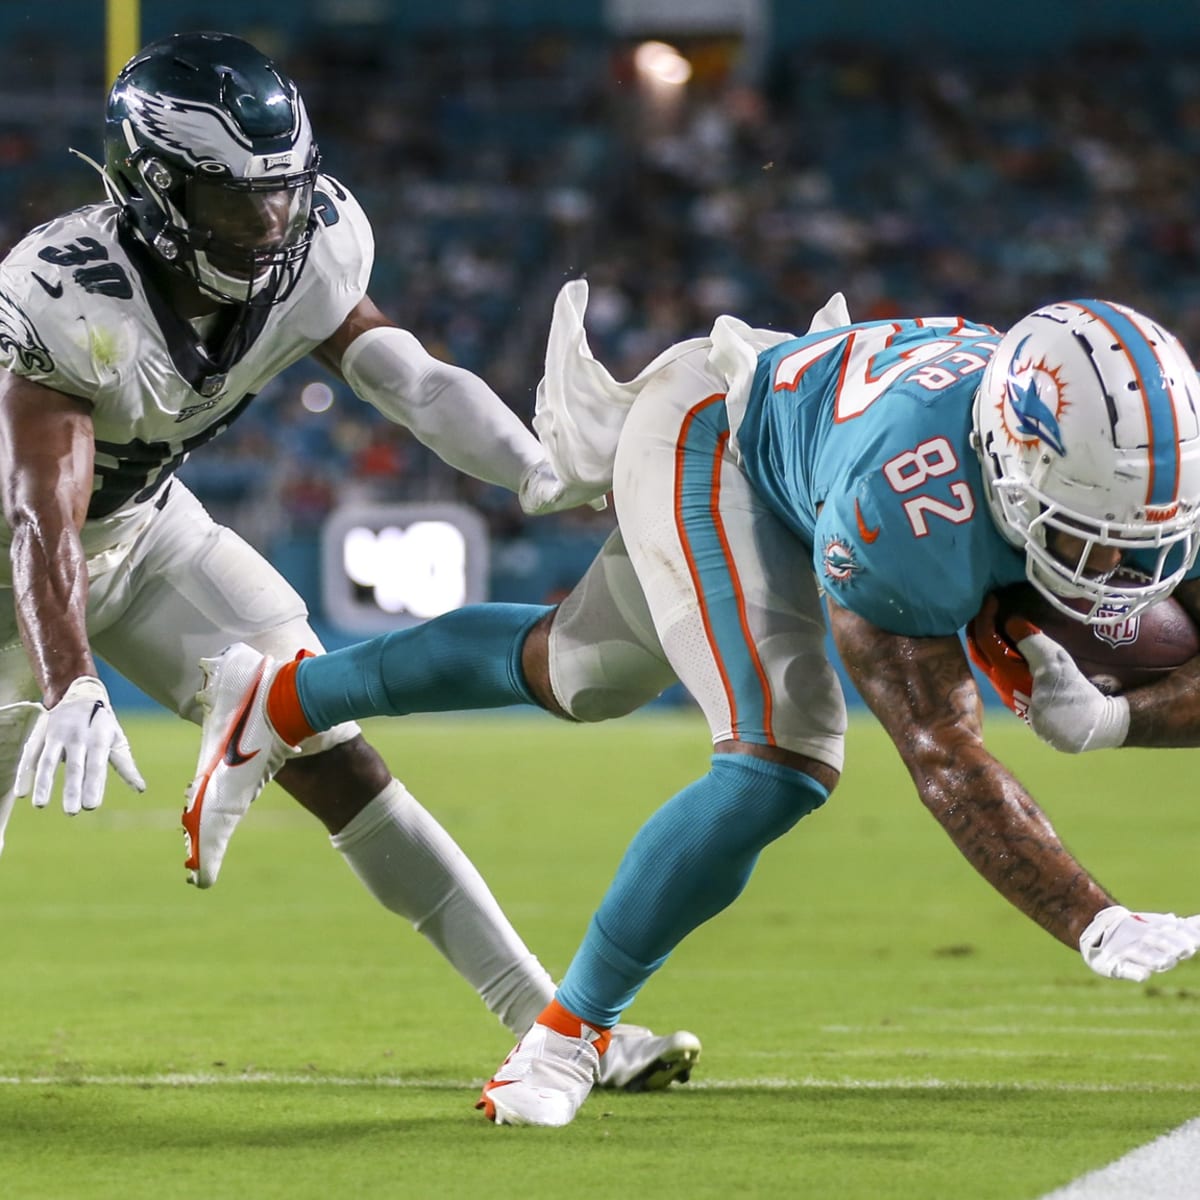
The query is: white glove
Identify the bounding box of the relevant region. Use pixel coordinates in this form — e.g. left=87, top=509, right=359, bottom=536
left=1080, top=905, right=1200, bottom=982
left=1016, top=630, right=1130, bottom=753
left=16, top=676, right=145, bottom=814
left=519, top=459, right=608, bottom=516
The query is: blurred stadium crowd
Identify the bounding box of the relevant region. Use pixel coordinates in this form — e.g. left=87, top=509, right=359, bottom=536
left=3, top=27, right=1199, bottom=605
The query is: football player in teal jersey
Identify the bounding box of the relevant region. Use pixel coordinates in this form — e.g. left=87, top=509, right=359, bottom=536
left=191, top=281, right=1200, bottom=1126
left=0, top=36, right=703, bottom=1093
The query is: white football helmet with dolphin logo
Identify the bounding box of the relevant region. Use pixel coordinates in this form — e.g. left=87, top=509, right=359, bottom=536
left=974, top=299, right=1200, bottom=623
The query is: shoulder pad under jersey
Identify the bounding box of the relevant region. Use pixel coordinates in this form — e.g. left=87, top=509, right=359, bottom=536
left=291, top=173, right=375, bottom=335
left=0, top=204, right=130, bottom=400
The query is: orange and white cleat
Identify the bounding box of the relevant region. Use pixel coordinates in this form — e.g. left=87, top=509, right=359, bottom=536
left=477, top=1000, right=612, bottom=1127
left=182, top=643, right=303, bottom=888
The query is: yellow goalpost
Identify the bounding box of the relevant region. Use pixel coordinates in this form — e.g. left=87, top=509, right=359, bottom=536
left=106, top=0, right=140, bottom=85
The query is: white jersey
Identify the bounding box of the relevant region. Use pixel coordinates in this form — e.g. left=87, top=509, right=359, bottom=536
left=0, top=173, right=373, bottom=575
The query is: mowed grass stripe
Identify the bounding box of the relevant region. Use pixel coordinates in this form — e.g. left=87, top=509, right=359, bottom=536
left=3, top=1072, right=1200, bottom=1093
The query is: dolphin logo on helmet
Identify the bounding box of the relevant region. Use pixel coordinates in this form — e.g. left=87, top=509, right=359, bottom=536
left=1003, top=348, right=1069, bottom=456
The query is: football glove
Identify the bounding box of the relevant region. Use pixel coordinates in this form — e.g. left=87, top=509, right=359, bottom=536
left=965, top=595, right=1033, bottom=718
left=15, top=676, right=145, bottom=814
left=1014, top=624, right=1130, bottom=753
left=519, top=459, right=608, bottom=516
left=1080, top=905, right=1200, bottom=982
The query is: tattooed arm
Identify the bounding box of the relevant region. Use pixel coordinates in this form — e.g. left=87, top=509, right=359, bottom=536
left=826, top=596, right=1113, bottom=948
left=1121, top=577, right=1200, bottom=747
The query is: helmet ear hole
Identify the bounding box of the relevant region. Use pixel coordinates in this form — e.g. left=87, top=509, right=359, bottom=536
left=141, top=158, right=174, bottom=193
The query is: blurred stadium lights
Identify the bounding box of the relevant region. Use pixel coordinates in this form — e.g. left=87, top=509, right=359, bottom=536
left=609, top=0, right=767, bottom=97
left=300, top=381, right=335, bottom=414
left=633, top=40, right=693, bottom=86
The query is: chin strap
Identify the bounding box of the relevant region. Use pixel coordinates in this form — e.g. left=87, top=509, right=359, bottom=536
left=69, top=147, right=124, bottom=206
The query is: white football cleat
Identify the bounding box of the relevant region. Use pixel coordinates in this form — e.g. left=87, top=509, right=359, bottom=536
left=597, top=1023, right=702, bottom=1091
left=182, top=643, right=302, bottom=888
left=477, top=1013, right=610, bottom=1127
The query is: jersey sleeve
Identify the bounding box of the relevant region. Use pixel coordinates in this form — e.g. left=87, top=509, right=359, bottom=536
left=290, top=173, right=375, bottom=342
left=0, top=241, right=105, bottom=402
left=813, top=480, right=995, bottom=636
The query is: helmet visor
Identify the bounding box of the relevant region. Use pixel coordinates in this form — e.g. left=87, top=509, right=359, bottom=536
left=187, top=174, right=314, bottom=281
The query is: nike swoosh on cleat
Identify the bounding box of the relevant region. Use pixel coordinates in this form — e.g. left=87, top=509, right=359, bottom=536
left=854, top=498, right=880, bottom=544
left=31, top=272, right=63, bottom=299
left=475, top=1080, right=515, bottom=1121
left=223, top=672, right=265, bottom=767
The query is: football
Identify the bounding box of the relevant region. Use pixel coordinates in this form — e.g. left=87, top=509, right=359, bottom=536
left=992, top=581, right=1200, bottom=695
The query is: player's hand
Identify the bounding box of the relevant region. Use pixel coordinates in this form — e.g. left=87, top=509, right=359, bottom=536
left=1080, top=905, right=1200, bottom=982
left=519, top=460, right=608, bottom=516
left=965, top=595, right=1033, bottom=717
left=1013, top=624, right=1130, bottom=752
left=15, top=676, right=146, bottom=814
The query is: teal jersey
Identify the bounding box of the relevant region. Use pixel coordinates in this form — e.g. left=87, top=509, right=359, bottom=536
left=736, top=318, right=1027, bottom=636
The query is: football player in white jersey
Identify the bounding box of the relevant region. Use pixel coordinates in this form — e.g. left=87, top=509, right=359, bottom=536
left=0, top=31, right=700, bottom=1092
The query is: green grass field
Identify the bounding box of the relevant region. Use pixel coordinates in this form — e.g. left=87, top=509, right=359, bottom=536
left=1, top=711, right=1197, bottom=1199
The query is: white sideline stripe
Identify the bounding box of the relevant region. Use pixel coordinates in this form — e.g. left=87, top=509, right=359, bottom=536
left=909, top=1004, right=1199, bottom=1018
left=1041, top=1119, right=1200, bottom=1199
left=803, top=1047, right=1173, bottom=1062
left=0, top=1072, right=1198, bottom=1094
left=821, top=1024, right=1191, bottom=1038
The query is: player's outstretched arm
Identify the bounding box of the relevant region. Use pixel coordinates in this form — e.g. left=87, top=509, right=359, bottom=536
left=0, top=370, right=144, bottom=812
left=313, top=296, right=590, bottom=515
left=826, top=598, right=1200, bottom=979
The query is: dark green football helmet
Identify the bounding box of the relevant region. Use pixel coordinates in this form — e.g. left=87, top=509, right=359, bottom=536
left=104, top=31, right=320, bottom=307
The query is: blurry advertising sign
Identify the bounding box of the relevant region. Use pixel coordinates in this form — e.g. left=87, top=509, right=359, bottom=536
left=321, top=503, right=489, bottom=633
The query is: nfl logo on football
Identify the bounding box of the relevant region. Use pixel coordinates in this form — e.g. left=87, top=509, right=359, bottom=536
left=1093, top=602, right=1139, bottom=648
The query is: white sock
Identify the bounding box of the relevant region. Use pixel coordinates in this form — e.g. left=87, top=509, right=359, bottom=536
left=331, top=779, right=554, bottom=1036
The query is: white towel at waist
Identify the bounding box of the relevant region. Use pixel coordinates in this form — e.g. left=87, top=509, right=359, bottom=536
left=532, top=279, right=850, bottom=502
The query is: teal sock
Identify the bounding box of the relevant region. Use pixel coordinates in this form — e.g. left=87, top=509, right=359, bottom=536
left=295, top=604, right=551, bottom=731
left=557, top=754, right=829, bottom=1026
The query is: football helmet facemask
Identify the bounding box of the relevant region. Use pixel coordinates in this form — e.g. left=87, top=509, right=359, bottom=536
left=973, top=299, right=1200, bottom=624
left=103, top=31, right=319, bottom=308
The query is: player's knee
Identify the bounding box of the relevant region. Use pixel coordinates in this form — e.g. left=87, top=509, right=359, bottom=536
left=709, top=748, right=835, bottom=849
left=542, top=611, right=677, bottom=724
left=519, top=608, right=570, bottom=717
left=521, top=605, right=654, bottom=722
left=714, top=739, right=841, bottom=798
